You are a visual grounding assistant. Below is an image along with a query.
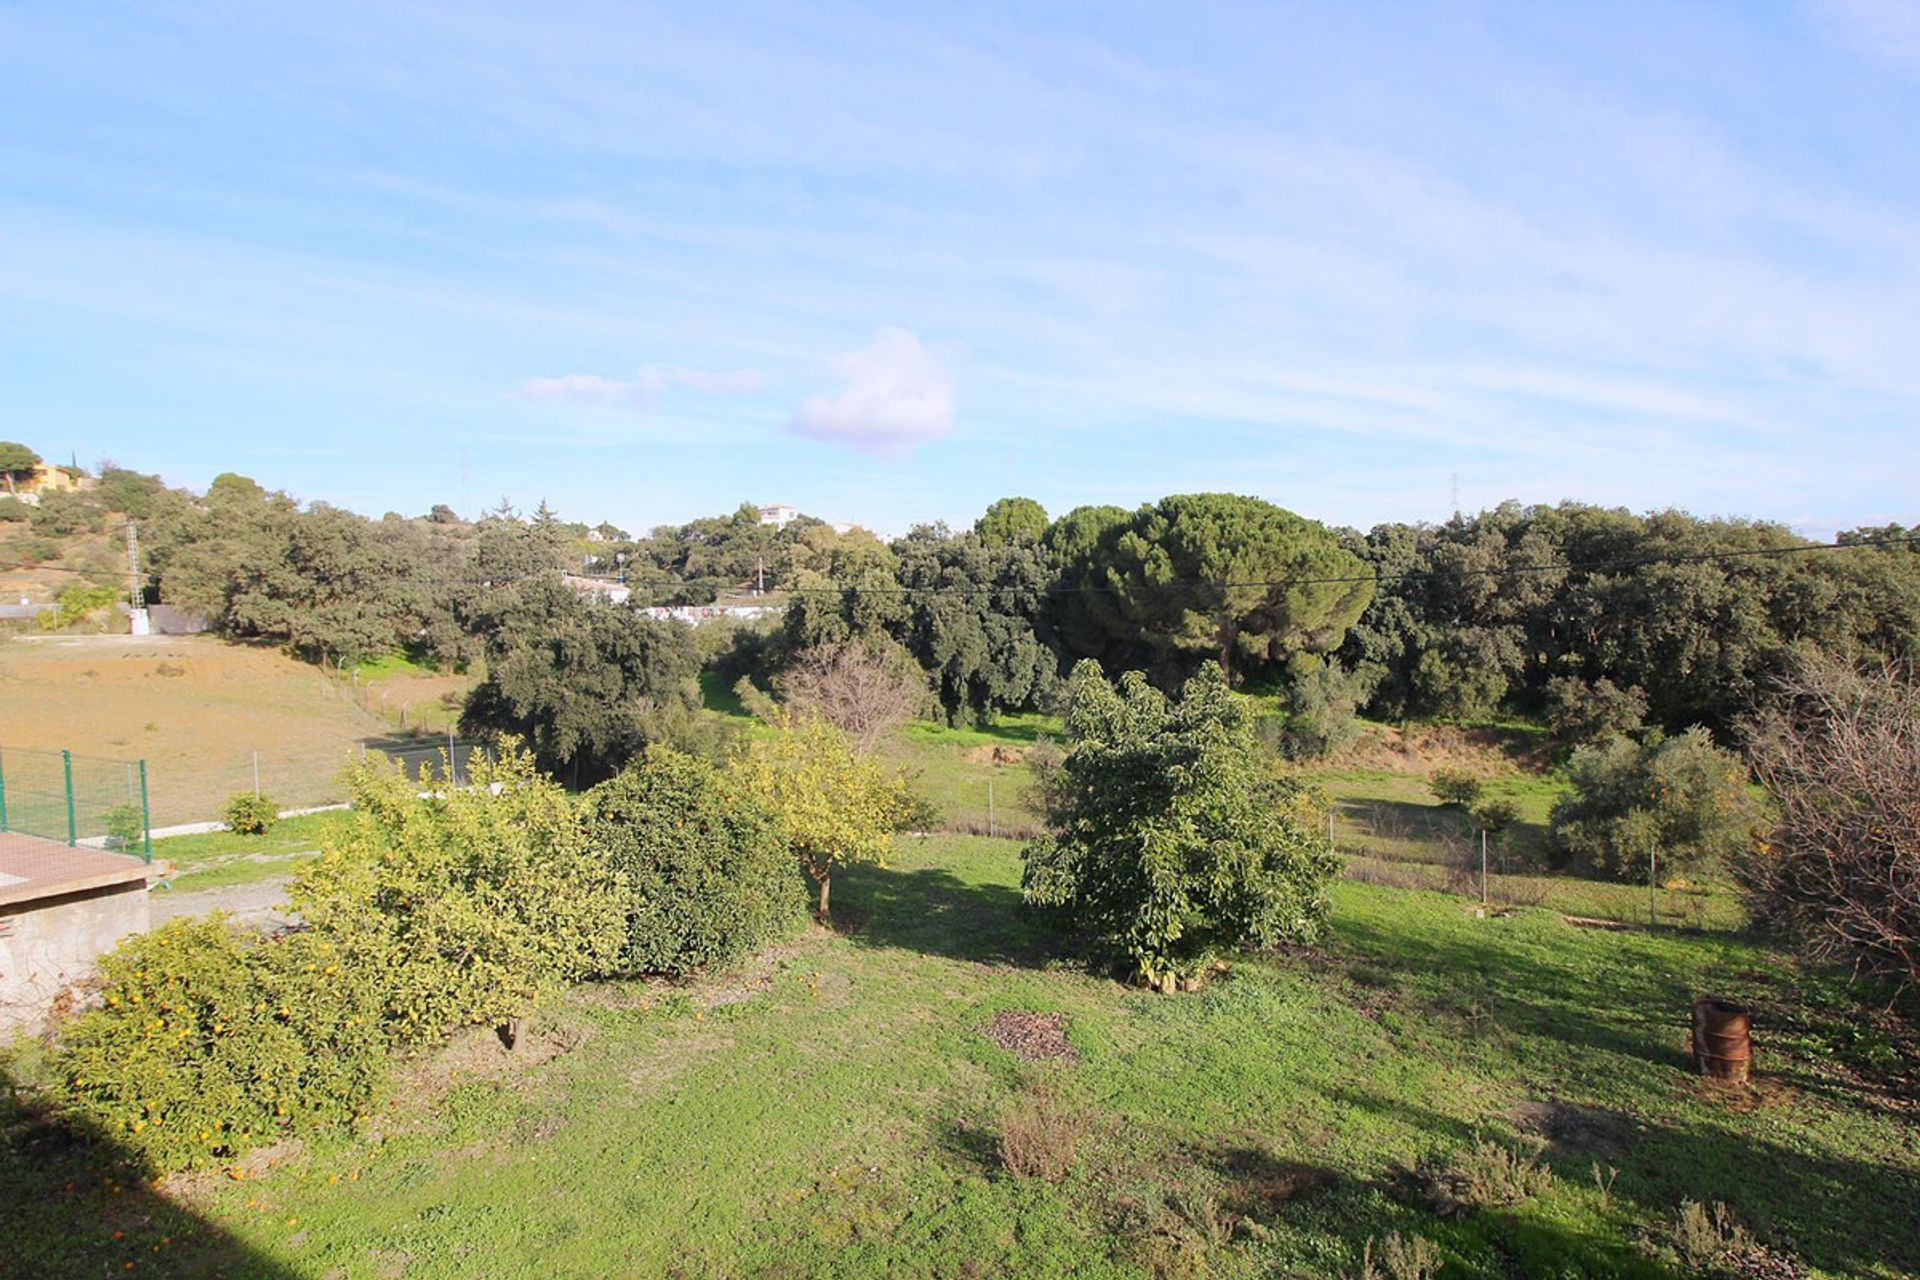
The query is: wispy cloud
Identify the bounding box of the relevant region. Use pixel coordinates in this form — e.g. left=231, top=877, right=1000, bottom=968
left=516, top=364, right=762, bottom=407
left=789, top=327, right=955, bottom=454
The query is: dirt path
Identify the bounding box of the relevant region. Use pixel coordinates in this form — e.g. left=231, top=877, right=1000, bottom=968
left=150, top=875, right=296, bottom=930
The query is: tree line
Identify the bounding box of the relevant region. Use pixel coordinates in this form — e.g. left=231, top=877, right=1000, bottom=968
left=11, top=450, right=1918, bottom=771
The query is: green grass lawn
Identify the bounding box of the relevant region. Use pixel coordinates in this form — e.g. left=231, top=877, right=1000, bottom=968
left=8, top=836, right=1911, bottom=1279
left=902, top=713, right=1058, bottom=836
left=148, top=811, right=353, bottom=892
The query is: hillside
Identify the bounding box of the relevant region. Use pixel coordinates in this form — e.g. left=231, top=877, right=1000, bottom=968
left=0, top=634, right=475, bottom=824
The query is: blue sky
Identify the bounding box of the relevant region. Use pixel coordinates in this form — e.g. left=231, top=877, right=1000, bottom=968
left=3, top=1, right=1917, bottom=538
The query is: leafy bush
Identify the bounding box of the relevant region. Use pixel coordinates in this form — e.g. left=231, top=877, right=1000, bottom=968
left=583, top=746, right=803, bottom=976
left=36, top=582, right=120, bottom=632
left=996, top=1077, right=1084, bottom=1183
left=57, top=919, right=386, bottom=1173
left=1413, top=1134, right=1552, bottom=1216
left=291, top=747, right=625, bottom=1045
left=222, top=792, right=279, bottom=835
left=102, top=804, right=146, bottom=853
left=1742, top=658, right=1920, bottom=991
left=1544, top=675, right=1647, bottom=746
left=1022, top=661, right=1339, bottom=990
left=1428, top=767, right=1483, bottom=808
left=0, top=495, right=26, bottom=522
left=1275, top=654, right=1374, bottom=760
left=1549, top=729, right=1763, bottom=881
left=1470, top=797, right=1521, bottom=833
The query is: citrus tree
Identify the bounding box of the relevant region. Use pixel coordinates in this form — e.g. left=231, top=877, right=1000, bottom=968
left=291, top=744, right=625, bottom=1044
left=735, top=713, right=912, bottom=920
left=1023, top=660, right=1339, bottom=990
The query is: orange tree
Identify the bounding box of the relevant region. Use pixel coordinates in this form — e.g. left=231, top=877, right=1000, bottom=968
left=734, top=713, right=912, bottom=920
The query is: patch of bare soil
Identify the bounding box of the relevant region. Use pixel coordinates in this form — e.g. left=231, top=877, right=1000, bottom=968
left=389, top=1022, right=581, bottom=1117
left=1510, top=1099, right=1641, bottom=1159
left=161, top=1138, right=306, bottom=1203
left=1333, top=723, right=1550, bottom=776
left=983, top=1010, right=1078, bottom=1062
left=150, top=876, right=299, bottom=930
left=961, top=744, right=1027, bottom=766
left=1209, top=1145, right=1335, bottom=1211
left=1682, top=1075, right=1800, bottom=1114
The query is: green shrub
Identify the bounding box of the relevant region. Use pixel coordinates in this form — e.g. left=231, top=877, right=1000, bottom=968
left=56, top=919, right=387, bottom=1173
left=583, top=746, right=803, bottom=977
left=1022, top=662, right=1339, bottom=990
left=36, top=582, right=119, bottom=632
left=0, top=495, right=26, bottom=522
left=102, top=804, right=145, bottom=853
left=1276, top=654, right=1374, bottom=760
left=1543, top=675, right=1647, bottom=746
left=1470, top=797, right=1521, bottom=833
left=1428, top=767, right=1483, bottom=808
left=222, top=792, right=280, bottom=835
left=291, top=746, right=625, bottom=1045
left=1549, top=729, right=1763, bottom=881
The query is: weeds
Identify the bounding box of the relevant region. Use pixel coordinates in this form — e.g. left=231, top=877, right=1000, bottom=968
left=1664, top=1200, right=1804, bottom=1278
left=996, top=1077, right=1084, bottom=1183
left=1412, top=1134, right=1552, bottom=1216
left=1346, top=1232, right=1446, bottom=1280
left=1591, top=1161, right=1619, bottom=1212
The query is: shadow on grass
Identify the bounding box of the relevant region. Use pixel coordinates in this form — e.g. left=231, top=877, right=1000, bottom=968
left=1327, top=917, right=1920, bottom=1277
left=834, top=859, right=1058, bottom=969
left=2, top=1064, right=298, bottom=1279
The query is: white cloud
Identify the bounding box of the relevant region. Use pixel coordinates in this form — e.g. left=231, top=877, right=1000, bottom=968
left=789, top=327, right=955, bottom=453
left=516, top=364, right=761, bottom=406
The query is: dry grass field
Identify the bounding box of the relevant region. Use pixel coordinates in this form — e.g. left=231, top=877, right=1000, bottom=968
left=0, top=634, right=473, bottom=824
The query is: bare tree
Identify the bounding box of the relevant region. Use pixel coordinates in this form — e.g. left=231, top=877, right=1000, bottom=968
left=1742, top=656, right=1920, bottom=992
left=776, top=642, right=929, bottom=754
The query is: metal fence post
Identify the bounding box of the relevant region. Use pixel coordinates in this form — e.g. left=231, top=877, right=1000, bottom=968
left=1649, top=844, right=1658, bottom=927
left=139, top=759, right=152, bottom=864
left=63, top=749, right=76, bottom=846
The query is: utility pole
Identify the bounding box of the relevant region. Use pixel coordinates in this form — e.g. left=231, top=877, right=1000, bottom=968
left=126, top=522, right=151, bottom=635
left=756, top=555, right=765, bottom=597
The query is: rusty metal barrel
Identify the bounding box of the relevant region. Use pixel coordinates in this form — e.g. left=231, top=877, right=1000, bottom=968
left=1691, top=997, right=1752, bottom=1082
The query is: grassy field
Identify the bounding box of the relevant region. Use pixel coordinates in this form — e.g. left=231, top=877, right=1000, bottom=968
left=147, top=812, right=354, bottom=893
left=6, top=836, right=1913, bottom=1279
left=0, top=634, right=474, bottom=824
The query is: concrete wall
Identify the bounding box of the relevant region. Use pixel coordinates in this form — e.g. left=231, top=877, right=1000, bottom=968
left=0, top=882, right=149, bottom=1036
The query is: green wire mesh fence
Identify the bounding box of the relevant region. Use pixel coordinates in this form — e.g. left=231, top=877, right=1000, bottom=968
left=0, top=746, right=151, bottom=862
